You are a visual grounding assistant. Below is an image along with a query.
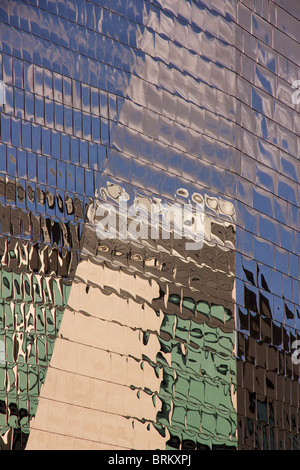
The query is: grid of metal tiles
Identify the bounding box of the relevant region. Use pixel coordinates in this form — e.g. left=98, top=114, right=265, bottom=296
left=0, top=0, right=299, bottom=450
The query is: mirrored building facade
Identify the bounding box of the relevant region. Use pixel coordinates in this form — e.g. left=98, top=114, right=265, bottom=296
left=0, top=0, right=299, bottom=450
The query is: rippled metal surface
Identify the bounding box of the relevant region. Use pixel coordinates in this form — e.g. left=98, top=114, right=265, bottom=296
left=0, top=0, right=299, bottom=450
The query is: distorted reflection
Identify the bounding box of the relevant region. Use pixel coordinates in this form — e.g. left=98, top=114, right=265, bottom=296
left=27, top=182, right=237, bottom=449
left=0, top=0, right=299, bottom=451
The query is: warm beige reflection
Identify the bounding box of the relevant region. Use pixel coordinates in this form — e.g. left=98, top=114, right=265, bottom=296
left=26, top=258, right=168, bottom=450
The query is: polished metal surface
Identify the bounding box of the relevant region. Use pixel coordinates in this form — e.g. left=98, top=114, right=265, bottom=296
left=0, top=0, right=299, bottom=450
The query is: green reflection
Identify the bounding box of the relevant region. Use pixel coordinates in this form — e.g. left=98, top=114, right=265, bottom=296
left=0, top=268, right=70, bottom=444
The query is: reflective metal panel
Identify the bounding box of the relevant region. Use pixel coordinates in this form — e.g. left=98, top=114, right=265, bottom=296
left=0, top=0, right=299, bottom=451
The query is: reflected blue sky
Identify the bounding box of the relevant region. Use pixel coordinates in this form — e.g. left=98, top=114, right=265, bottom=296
left=0, top=0, right=298, bottom=326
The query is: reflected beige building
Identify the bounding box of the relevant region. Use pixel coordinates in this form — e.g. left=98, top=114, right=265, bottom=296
left=27, top=257, right=166, bottom=450
left=27, top=185, right=237, bottom=450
